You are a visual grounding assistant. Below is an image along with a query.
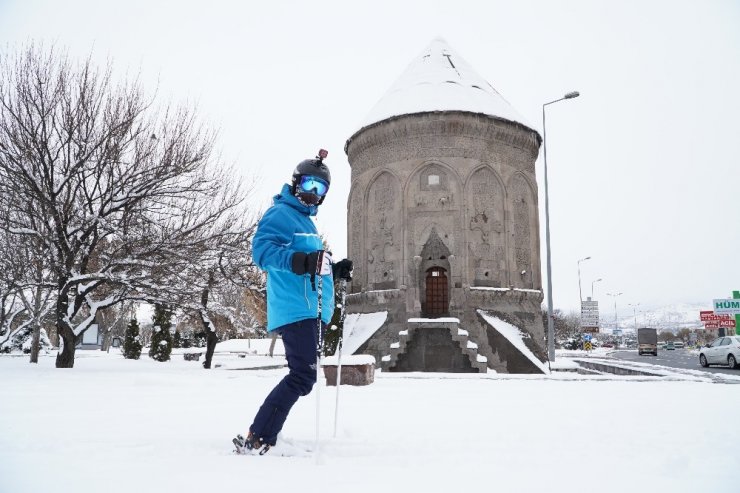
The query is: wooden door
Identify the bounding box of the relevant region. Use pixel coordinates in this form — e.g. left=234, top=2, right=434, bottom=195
left=425, top=267, right=448, bottom=317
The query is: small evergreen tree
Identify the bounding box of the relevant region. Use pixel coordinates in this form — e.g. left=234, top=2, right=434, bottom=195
left=193, top=331, right=206, bottom=348
left=172, top=329, right=182, bottom=349
left=149, top=305, right=173, bottom=362
left=323, top=281, right=346, bottom=356
left=123, top=318, right=143, bottom=360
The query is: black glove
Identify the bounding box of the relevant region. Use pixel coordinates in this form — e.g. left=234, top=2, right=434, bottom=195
left=291, top=251, right=331, bottom=276
left=332, top=258, right=353, bottom=281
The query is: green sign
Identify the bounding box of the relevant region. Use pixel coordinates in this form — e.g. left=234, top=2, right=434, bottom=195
left=713, top=298, right=740, bottom=314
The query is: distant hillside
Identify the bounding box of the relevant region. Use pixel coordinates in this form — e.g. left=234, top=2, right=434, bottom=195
left=599, top=302, right=707, bottom=333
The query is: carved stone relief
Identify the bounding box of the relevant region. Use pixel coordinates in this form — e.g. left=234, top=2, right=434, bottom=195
left=366, top=172, right=401, bottom=289
left=348, top=186, right=364, bottom=293
left=410, top=164, right=457, bottom=212
left=466, top=167, right=506, bottom=287
left=409, top=213, right=455, bottom=252
left=508, top=174, right=535, bottom=289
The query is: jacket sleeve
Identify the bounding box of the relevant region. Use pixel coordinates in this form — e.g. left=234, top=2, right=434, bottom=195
left=252, top=207, right=294, bottom=272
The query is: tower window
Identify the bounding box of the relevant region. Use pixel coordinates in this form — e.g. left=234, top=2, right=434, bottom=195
left=427, top=174, right=440, bottom=186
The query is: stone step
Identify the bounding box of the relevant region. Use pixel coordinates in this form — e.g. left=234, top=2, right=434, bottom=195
left=381, top=321, right=487, bottom=373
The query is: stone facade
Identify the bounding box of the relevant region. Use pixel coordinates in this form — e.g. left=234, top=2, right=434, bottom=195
left=344, top=111, right=548, bottom=373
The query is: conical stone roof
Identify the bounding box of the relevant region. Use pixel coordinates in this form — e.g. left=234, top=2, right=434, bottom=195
left=349, top=38, right=534, bottom=143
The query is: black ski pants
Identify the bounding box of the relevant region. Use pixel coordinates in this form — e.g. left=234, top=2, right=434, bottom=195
left=249, top=318, right=324, bottom=445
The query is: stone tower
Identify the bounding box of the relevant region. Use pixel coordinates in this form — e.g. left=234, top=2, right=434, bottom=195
left=344, top=39, right=548, bottom=373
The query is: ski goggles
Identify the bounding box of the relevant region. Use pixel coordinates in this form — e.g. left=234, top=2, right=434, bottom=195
left=298, top=175, right=329, bottom=196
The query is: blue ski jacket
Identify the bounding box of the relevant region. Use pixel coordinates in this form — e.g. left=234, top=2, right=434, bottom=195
left=252, top=184, right=335, bottom=332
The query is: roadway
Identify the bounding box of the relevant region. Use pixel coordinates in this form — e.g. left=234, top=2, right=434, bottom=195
left=611, top=348, right=740, bottom=376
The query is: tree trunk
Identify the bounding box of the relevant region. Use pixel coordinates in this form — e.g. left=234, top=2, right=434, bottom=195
left=55, top=325, right=76, bottom=368
left=204, top=330, right=218, bottom=368
left=100, top=329, right=111, bottom=352
left=29, top=285, right=43, bottom=364
left=29, top=325, right=41, bottom=363
left=269, top=334, right=277, bottom=357
left=55, top=288, right=76, bottom=368
left=56, top=276, right=77, bottom=368
left=200, top=270, right=217, bottom=369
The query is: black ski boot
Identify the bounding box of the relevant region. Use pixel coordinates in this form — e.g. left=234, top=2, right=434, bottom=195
left=233, top=432, right=271, bottom=455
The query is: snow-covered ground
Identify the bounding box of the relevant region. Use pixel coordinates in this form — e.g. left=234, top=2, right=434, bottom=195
left=1, top=350, right=737, bottom=493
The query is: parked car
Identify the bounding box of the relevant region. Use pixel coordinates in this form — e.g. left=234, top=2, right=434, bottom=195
left=699, top=336, right=740, bottom=368
left=665, top=341, right=675, bottom=350
left=674, top=341, right=684, bottom=349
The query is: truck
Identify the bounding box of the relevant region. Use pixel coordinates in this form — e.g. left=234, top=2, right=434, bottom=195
left=637, top=328, right=658, bottom=356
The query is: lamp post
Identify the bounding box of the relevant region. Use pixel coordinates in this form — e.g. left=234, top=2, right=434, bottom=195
left=577, top=256, right=591, bottom=304
left=629, top=302, right=641, bottom=333
left=543, top=90, right=580, bottom=361
left=607, top=292, right=623, bottom=335
left=591, top=278, right=602, bottom=299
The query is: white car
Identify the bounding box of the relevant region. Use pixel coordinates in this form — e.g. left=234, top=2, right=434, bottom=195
left=699, top=336, right=740, bottom=369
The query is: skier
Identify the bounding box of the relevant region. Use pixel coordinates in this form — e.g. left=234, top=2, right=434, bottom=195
left=234, top=150, right=353, bottom=455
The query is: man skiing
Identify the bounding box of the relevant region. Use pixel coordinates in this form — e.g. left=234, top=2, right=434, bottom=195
left=234, top=150, right=352, bottom=455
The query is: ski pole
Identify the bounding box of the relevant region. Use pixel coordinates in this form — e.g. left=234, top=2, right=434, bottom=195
left=333, top=278, right=347, bottom=438
left=314, top=250, right=325, bottom=463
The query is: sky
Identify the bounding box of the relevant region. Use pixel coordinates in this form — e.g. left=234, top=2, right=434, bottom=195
left=1, top=0, right=738, bottom=314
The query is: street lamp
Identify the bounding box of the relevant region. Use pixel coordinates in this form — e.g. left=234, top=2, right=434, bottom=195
left=577, top=256, right=591, bottom=304
left=629, top=302, right=641, bottom=332
left=591, top=278, right=602, bottom=299
left=607, top=292, right=623, bottom=334
left=543, top=90, right=580, bottom=361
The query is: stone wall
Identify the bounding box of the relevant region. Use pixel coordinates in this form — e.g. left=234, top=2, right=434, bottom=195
left=345, top=112, right=542, bottom=300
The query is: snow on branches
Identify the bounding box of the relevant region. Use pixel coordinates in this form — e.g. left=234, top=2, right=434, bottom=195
left=0, top=44, right=262, bottom=367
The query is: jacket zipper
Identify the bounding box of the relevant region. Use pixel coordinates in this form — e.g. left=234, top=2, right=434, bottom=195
left=303, top=276, right=311, bottom=310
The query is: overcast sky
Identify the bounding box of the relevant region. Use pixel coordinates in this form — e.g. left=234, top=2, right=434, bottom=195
left=1, top=0, right=738, bottom=314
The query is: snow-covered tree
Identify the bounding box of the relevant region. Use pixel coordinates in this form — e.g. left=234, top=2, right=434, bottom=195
left=0, top=210, right=56, bottom=359
left=122, top=318, right=142, bottom=360
left=542, top=308, right=581, bottom=347
left=0, top=44, right=253, bottom=368
left=149, top=304, right=172, bottom=362
left=182, top=213, right=264, bottom=369
left=99, top=302, right=135, bottom=352
left=324, top=280, right=348, bottom=356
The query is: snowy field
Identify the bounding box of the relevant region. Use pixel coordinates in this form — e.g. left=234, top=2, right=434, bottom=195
left=1, top=350, right=738, bottom=493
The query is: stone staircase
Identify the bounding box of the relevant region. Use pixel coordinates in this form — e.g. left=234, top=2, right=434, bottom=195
left=381, top=319, right=488, bottom=373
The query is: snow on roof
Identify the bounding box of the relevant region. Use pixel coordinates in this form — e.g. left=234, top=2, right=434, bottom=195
left=477, top=309, right=549, bottom=374
left=351, top=37, right=534, bottom=140
left=336, top=311, right=388, bottom=356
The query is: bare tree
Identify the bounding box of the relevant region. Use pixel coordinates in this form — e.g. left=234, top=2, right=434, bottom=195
left=98, top=301, right=135, bottom=351
left=0, top=207, right=56, bottom=357
left=181, top=202, right=264, bottom=368
left=542, top=308, right=581, bottom=345
left=658, top=331, right=675, bottom=342
left=0, top=44, right=252, bottom=367
left=0, top=227, right=26, bottom=351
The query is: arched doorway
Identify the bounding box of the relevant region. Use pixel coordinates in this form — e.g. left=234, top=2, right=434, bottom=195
left=424, top=267, right=449, bottom=317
